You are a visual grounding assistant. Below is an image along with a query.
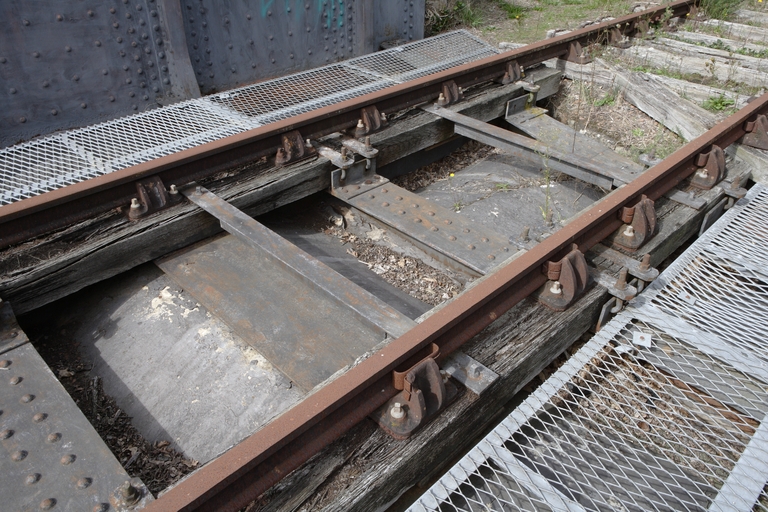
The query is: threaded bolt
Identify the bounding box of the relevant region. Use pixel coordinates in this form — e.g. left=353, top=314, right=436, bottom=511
left=130, top=198, right=141, bottom=210
left=468, top=363, right=481, bottom=380
left=550, top=281, right=562, bottom=295
left=390, top=402, right=405, bottom=419
left=120, top=481, right=141, bottom=505
left=169, top=184, right=178, bottom=195
left=616, top=268, right=628, bottom=290
left=639, top=253, right=651, bottom=271
left=623, top=225, right=635, bottom=237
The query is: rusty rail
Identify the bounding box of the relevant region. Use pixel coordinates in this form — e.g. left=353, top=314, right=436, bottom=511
left=146, top=87, right=768, bottom=511
left=0, top=0, right=696, bottom=248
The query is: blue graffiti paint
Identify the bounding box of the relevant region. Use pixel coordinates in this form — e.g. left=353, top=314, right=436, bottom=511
left=260, top=0, right=275, bottom=18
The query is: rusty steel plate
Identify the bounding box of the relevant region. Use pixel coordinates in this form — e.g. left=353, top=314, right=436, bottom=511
left=0, top=343, right=152, bottom=511
left=157, top=233, right=387, bottom=391
left=341, top=182, right=514, bottom=275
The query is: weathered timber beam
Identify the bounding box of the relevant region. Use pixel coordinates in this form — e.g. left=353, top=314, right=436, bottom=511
left=0, top=68, right=562, bottom=315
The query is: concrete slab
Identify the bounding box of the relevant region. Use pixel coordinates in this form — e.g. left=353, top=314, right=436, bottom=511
left=23, top=264, right=303, bottom=464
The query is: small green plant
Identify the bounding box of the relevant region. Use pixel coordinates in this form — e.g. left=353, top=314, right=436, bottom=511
left=495, top=182, right=512, bottom=191
left=594, top=88, right=618, bottom=107
left=702, top=94, right=736, bottom=111
left=632, top=128, right=645, bottom=138
left=491, top=0, right=526, bottom=20
left=427, top=1, right=481, bottom=34
left=700, top=0, right=743, bottom=19
left=453, top=201, right=464, bottom=212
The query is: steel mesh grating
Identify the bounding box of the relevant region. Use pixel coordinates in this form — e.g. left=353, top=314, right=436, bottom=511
left=0, top=136, right=101, bottom=205
left=639, top=185, right=768, bottom=365
left=410, top=313, right=768, bottom=512
left=208, top=65, right=387, bottom=121
left=0, top=30, right=496, bottom=206
left=349, top=31, right=498, bottom=82
left=411, top=185, right=768, bottom=512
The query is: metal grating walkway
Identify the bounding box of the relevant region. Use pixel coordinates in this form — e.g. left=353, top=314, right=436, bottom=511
left=410, top=184, right=768, bottom=512
left=0, top=31, right=496, bottom=206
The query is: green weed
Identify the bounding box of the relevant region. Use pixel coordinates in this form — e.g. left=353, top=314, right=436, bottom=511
left=700, top=0, right=743, bottom=19
left=594, top=88, right=618, bottom=107
left=427, top=1, right=482, bottom=34
left=491, top=0, right=526, bottom=19
left=702, top=94, right=736, bottom=111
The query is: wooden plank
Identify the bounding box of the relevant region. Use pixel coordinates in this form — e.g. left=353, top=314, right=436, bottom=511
left=646, top=37, right=768, bottom=72
left=505, top=106, right=645, bottom=182
left=548, top=57, right=768, bottom=183
left=733, top=9, right=768, bottom=28
left=622, top=43, right=768, bottom=88
left=0, top=67, right=563, bottom=315
left=701, top=19, right=768, bottom=45
left=672, top=30, right=768, bottom=57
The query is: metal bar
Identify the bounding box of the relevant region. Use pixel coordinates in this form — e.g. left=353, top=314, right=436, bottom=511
left=147, top=88, right=768, bottom=512
left=590, top=243, right=659, bottom=281
left=422, top=104, right=615, bottom=189
left=0, top=1, right=696, bottom=247
left=181, top=185, right=416, bottom=339
left=708, top=413, right=768, bottom=512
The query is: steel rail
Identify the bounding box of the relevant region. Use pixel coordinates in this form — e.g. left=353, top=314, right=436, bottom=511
left=145, top=89, right=768, bottom=511
left=0, top=0, right=696, bottom=248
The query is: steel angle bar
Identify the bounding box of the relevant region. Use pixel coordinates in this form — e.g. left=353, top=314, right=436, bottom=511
left=709, top=413, right=768, bottom=512
left=148, top=91, right=768, bottom=511
left=422, top=104, right=615, bottom=189
left=181, top=185, right=415, bottom=339
left=0, top=1, right=697, bottom=248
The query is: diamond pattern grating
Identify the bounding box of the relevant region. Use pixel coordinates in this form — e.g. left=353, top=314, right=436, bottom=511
left=0, top=31, right=496, bottom=206
left=410, top=184, right=768, bottom=512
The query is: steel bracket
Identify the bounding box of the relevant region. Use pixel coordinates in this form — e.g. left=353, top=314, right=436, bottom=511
left=741, top=114, right=768, bottom=150
left=691, top=145, right=726, bottom=189
left=607, top=27, right=631, bottom=48
left=127, top=176, right=183, bottom=220
left=591, top=268, right=638, bottom=302
left=498, top=60, right=524, bottom=85
left=611, top=195, right=657, bottom=251
left=372, top=344, right=458, bottom=440
left=565, top=41, right=592, bottom=64
left=596, top=296, right=624, bottom=332
left=325, top=141, right=384, bottom=198
left=632, top=18, right=651, bottom=36
left=436, top=80, right=464, bottom=106
left=535, top=244, right=591, bottom=312
left=275, top=130, right=317, bottom=168
left=441, top=351, right=499, bottom=395
left=353, top=106, right=388, bottom=138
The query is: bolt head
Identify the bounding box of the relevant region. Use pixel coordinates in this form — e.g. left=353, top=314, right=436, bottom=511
left=550, top=281, right=562, bottom=295
left=390, top=401, right=405, bottom=419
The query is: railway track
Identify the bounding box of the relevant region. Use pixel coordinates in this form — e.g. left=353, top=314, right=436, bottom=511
left=2, top=1, right=768, bottom=510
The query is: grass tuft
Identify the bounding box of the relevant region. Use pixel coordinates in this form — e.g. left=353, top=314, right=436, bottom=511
left=700, top=0, right=742, bottom=19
